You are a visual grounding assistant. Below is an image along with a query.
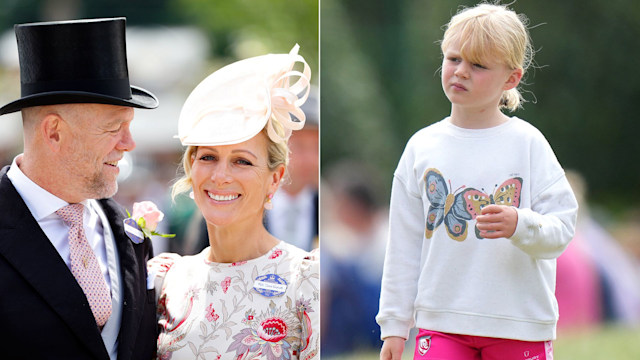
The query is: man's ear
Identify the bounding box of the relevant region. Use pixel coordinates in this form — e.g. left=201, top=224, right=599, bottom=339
left=40, top=113, right=63, bottom=152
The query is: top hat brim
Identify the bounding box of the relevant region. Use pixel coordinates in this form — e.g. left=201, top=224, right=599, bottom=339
left=0, top=85, right=158, bottom=115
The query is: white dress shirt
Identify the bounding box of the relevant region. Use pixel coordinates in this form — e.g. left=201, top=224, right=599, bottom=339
left=7, top=155, right=111, bottom=287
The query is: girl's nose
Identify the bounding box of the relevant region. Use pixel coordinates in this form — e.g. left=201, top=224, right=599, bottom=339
left=454, top=62, right=470, bottom=79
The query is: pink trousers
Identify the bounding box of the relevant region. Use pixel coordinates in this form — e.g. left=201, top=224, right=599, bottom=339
left=414, top=329, right=553, bottom=360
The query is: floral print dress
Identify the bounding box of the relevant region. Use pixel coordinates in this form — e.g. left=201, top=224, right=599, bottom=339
left=148, top=241, right=319, bottom=360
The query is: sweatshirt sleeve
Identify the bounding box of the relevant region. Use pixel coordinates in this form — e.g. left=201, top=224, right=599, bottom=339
left=376, top=150, right=426, bottom=340
left=509, top=136, right=579, bottom=259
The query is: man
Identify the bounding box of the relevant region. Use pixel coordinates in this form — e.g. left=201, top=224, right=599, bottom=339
left=0, top=18, right=158, bottom=359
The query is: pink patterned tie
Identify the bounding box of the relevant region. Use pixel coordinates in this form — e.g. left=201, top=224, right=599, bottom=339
left=56, top=203, right=112, bottom=327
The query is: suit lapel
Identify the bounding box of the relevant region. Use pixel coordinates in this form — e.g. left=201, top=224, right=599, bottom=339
left=0, top=167, right=109, bottom=359
left=98, top=199, right=145, bottom=360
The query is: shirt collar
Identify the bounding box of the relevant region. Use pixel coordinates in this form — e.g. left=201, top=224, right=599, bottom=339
left=6, top=154, right=81, bottom=221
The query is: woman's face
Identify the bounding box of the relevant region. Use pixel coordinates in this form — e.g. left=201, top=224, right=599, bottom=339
left=190, top=132, right=284, bottom=228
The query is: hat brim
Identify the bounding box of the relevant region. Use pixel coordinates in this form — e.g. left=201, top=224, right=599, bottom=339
left=0, top=85, right=158, bottom=115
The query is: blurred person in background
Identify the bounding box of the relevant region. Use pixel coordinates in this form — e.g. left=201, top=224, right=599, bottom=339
left=554, top=170, right=603, bottom=330
left=558, top=170, right=640, bottom=329
left=0, top=18, right=158, bottom=359
left=148, top=45, right=319, bottom=359
left=321, top=160, right=387, bottom=356
left=265, top=86, right=319, bottom=251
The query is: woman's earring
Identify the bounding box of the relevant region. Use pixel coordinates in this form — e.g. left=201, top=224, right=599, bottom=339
left=264, top=193, right=274, bottom=210
left=189, top=191, right=194, bottom=199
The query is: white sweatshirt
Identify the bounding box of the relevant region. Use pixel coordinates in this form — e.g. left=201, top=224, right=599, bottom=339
left=376, top=117, right=578, bottom=342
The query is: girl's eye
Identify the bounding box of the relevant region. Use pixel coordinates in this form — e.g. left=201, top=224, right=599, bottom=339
left=473, top=63, right=487, bottom=69
left=448, top=57, right=461, bottom=63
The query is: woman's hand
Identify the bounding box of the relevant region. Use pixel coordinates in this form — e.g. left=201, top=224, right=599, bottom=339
left=475, top=205, right=518, bottom=239
left=380, top=336, right=405, bottom=360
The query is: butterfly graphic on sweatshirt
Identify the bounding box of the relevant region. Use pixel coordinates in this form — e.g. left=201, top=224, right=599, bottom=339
left=461, top=177, right=523, bottom=238
left=424, top=169, right=472, bottom=241
left=424, top=168, right=523, bottom=241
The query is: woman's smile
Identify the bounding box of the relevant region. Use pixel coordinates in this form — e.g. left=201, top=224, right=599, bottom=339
left=206, top=191, right=241, bottom=202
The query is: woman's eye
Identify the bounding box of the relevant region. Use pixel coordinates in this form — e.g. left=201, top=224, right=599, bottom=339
left=199, top=155, right=216, bottom=161
left=236, top=159, right=253, bottom=166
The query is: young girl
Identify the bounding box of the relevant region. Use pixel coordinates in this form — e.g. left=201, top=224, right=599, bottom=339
left=377, top=3, right=578, bottom=360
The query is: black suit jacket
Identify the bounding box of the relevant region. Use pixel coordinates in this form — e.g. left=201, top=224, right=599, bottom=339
left=0, top=165, right=157, bottom=359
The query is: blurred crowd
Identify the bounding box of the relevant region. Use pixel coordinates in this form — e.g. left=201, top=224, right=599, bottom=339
left=555, top=171, right=640, bottom=331
left=321, top=161, right=387, bottom=356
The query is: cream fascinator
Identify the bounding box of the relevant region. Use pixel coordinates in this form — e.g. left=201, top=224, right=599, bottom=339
left=177, top=44, right=311, bottom=146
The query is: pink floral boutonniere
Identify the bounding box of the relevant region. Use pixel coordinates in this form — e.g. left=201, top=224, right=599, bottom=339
left=124, top=201, right=175, bottom=244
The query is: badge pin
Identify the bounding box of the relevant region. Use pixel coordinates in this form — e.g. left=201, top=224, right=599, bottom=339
left=253, top=274, right=288, bottom=297
left=123, top=218, right=145, bottom=244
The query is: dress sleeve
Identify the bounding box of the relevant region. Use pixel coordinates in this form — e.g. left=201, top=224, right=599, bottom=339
left=147, top=252, right=182, bottom=304
left=296, top=249, right=320, bottom=359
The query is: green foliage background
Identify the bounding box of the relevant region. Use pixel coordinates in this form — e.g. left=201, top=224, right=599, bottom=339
left=321, top=0, right=640, bottom=215
left=0, top=0, right=318, bottom=78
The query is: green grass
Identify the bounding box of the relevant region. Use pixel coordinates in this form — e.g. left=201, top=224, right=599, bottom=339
left=326, top=325, right=640, bottom=359
left=553, top=326, right=640, bottom=359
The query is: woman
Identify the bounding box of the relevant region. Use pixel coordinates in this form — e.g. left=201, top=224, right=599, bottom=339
left=148, top=45, right=319, bottom=360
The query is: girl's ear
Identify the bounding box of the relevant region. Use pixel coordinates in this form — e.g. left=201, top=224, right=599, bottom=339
left=504, top=68, right=523, bottom=91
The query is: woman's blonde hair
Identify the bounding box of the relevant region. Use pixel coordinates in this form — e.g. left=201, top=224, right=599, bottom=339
left=171, top=127, right=290, bottom=200
left=441, top=2, right=534, bottom=111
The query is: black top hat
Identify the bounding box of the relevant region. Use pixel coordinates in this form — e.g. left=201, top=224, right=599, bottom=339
left=0, top=17, right=158, bottom=115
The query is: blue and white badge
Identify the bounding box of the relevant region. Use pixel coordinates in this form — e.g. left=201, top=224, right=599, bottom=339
left=123, top=218, right=145, bottom=244
left=253, top=274, right=288, bottom=297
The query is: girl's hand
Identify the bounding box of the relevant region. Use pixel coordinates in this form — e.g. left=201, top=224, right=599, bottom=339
left=380, top=336, right=405, bottom=360
left=475, top=204, right=518, bottom=239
